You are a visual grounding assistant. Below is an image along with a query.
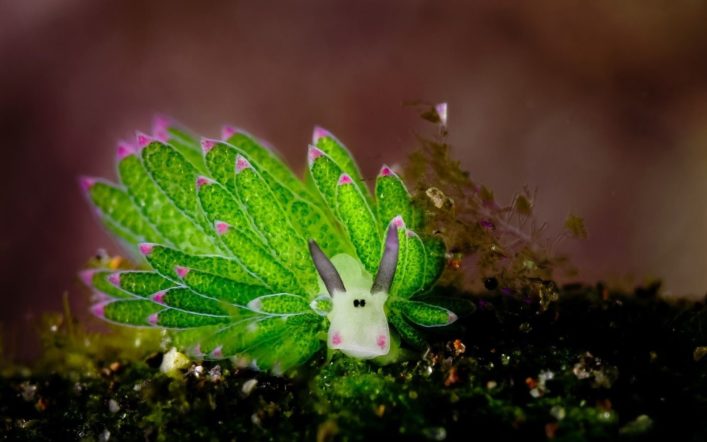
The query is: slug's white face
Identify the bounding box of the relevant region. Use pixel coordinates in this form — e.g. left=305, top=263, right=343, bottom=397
left=327, top=288, right=389, bottom=359
left=309, top=223, right=400, bottom=360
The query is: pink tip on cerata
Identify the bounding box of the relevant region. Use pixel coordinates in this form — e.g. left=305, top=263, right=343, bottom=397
left=331, top=332, right=342, bottom=346
left=211, top=346, right=223, bottom=358
left=379, top=165, right=394, bottom=177
left=116, top=141, right=135, bottom=160
left=191, top=344, right=203, bottom=357
left=337, top=174, right=353, bottom=185
left=135, top=131, right=153, bottom=149
left=215, top=221, right=229, bottom=235
left=391, top=215, right=406, bottom=229
left=196, top=176, right=212, bottom=189
left=148, top=313, right=159, bottom=325
left=138, top=243, right=155, bottom=256
left=221, top=125, right=237, bottom=140
left=79, top=176, right=96, bottom=192
left=92, top=292, right=112, bottom=303
left=152, top=114, right=171, bottom=132
left=174, top=266, right=189, bottom=278
left=151, top=291, right=166, bottom=304
left=307, top=145, right=324, bottom=165
left=235, top=155, right=251, bottom=173
left=406, top=229, right=416, bottom=238
left=79, top=269, right=95, bottom=286
left=153, top=127, right=170, bottom=143
left=152, top=114, right=171, bottom=142
left=259, top=138, right=278, bottom=154
left=435, top=102, right=448, bottom=126
left=90, top=302, right=108, bottom=318
left=448, top=311, right=458, bottom=324
left=312, top=125, right=332, bottom=144
left=201, top=138, right=217, bottom=153
left=107, top=272, right=121, bottom=287
left=247, top=299, right=262, bottom=311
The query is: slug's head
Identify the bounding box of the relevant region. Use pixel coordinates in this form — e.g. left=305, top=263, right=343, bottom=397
left=309, top=225, right=400, bottom=359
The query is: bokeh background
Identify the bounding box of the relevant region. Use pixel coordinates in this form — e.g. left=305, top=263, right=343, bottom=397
left=2, top=0, right=707, bottom=360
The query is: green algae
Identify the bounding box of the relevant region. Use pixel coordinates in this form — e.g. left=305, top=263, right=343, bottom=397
left=1, top=284, right=705, bottom=441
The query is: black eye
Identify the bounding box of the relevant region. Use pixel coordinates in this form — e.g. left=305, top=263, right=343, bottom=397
left=353, top=299, right=360, bottom=307
left=360, top=299, right=366, bottom=307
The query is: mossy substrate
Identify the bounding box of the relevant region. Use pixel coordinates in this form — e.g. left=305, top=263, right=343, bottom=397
left=1, top=284, right=705, bottom=441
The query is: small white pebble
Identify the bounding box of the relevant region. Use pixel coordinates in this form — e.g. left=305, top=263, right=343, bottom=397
left=241, top=379, right=258, bottom=396
left=108, top=399, right=120, bottom=413
left=208, top=365, right=222, bottom=381
left=160, top=347, right=190, bottom=374
left=192, top=365, right=205, bottom=378
left=539, top=370, right=555, bottom=383
left=550, top=405, right=566, bottom=421
left=20, top=382, right=37, bottom=402
left=99, top=429, right=111, bottom=442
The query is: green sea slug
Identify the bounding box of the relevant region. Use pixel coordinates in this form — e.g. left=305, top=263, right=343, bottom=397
left=79, top=117, right=457, bottom=373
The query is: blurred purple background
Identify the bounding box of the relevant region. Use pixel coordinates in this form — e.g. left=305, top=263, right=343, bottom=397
left=2, top=1, right=707, bottom=359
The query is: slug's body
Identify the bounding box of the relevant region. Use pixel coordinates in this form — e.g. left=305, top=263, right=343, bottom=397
left=80, top=118, right=457, bottom=372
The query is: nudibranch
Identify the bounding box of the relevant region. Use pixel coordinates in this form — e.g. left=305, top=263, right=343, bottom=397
left=80, top=118, right=458, bottom=373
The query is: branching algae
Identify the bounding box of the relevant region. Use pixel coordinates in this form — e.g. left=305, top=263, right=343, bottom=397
left=79, top=117, right=459, bottom=373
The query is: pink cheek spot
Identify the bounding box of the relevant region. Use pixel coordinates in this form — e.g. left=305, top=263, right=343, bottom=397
left=332, top=332, right=342, bottom=346
left=377, top=335, right=387, bottom=350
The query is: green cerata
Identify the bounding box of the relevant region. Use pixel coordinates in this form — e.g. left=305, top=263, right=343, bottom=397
left=79, top=117, right=458, bottom=373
